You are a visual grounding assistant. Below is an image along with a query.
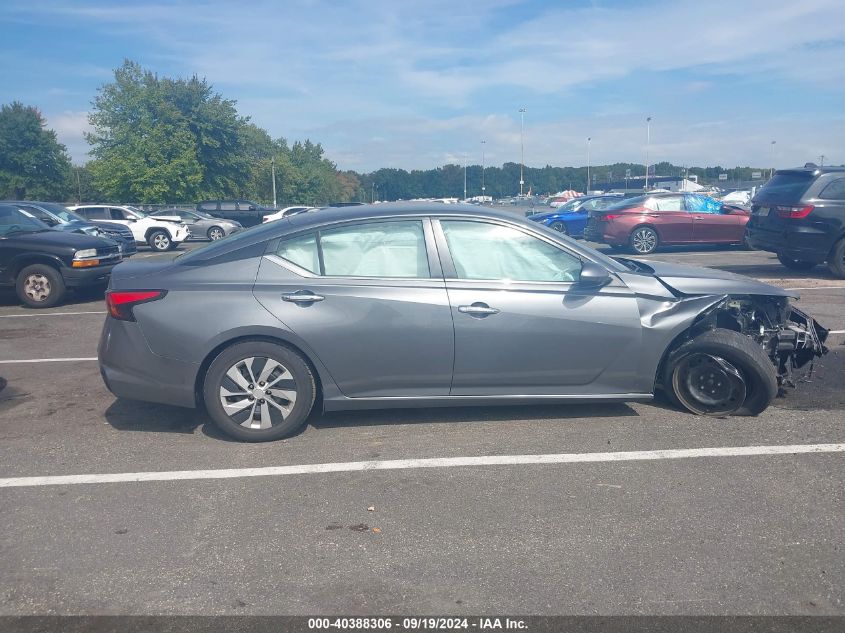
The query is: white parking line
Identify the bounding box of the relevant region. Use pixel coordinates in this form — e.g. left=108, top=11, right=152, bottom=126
left=783, top=286, right=845, bottom=291
left=0, top=443, right=841, bottom=488
left=0, top=311, right=106, bottom=318
left=0, top=357, right=98, bottom=364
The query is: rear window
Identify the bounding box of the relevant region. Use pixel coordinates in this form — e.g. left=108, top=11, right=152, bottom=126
left=754, top=172, right=814, bottom=204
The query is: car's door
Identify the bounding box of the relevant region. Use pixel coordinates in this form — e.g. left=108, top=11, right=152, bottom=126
left=687, top=195, right=747, bottom=243
left=76, top=206, right=109, bottom=222
left=434, top=218, right=643, bottom=396
left=647, top=195, right=692, bottom=243
left=253, top=218, right=455, bottom=398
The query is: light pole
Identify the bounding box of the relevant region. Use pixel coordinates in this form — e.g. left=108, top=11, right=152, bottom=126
left=644, top=117, right=652, bottom=191
left=770, top=140, right=776, bottom=179
left=271, top=156, right=277, bottom=208
left=586, top=137, right=591, bottom=194
left=371, top=182, right=376, bottom=203
left=463, top=153, right=468, bottom=201
left=519, top=107, right=526, bottom=196
left=481, top=140, right=486, bottom=200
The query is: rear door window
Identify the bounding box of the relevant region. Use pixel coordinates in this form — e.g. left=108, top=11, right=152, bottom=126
left=654, top=196, right=685, bottom=212
left=754, top=172, right=814, bottom=204
left=79, top=206, right=108, bottom=219
left=819, top=179, right=845, bottom=200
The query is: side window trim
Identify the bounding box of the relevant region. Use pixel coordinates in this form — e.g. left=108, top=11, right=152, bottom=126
left=431, top=216, right=584, bottom=284
left=272, top=217, right=442, bottom=280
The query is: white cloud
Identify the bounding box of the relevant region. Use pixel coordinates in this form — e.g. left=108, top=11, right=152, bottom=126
left=45, top=110, right=91, bottom=163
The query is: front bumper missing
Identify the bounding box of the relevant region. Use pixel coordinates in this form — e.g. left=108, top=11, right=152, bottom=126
left=776, top=306, right=828, bottom=389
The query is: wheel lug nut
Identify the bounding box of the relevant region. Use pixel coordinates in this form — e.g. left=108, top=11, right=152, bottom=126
left=259, top=399, right=265, bottom=404
left=259, top=382, right=265, bottom=387
left=248, top=384, right=254, bottom=389
left=248, top=396, right=254, bottom=401
left=266, top=390, right=272, bottom=395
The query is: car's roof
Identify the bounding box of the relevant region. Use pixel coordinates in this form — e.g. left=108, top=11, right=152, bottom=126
left=776, top=166, right=845, bottom=175
left=286, top=202, right=528, bottom=230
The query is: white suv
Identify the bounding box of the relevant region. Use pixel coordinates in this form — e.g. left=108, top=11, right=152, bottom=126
left=70, top=205, right=190, bottom=251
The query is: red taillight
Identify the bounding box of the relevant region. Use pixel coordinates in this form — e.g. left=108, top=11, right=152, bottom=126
left=106, top=290, right=166, bottom=321
left=776, top=205, right=814, bottom=219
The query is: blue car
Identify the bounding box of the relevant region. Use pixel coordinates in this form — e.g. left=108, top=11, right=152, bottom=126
left=529, top=195, right=622, bottom=237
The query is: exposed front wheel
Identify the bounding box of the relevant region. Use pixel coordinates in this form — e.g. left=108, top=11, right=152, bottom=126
left=203, top=341, right=316, bottom=442
left=207, top=226, right=225, bottom=241
left=148, top=230, right=172, bottom=251
left=549, top=221, right=567, bottom=234
left=664, top=328, right=777, bottom=416
left=16, top=264, right=65, bottom=309
left=630, top=226, right=659, bottom=254
left=777, top=253, right=815, bottom=271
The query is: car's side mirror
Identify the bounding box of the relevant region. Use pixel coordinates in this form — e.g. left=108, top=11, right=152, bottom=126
left=578, top=261, right=611, bottom=287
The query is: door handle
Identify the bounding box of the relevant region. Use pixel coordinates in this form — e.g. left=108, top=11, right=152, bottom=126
left=282, top=291, right=325, bottom=303
left=458, top=303, right=500, bottom=317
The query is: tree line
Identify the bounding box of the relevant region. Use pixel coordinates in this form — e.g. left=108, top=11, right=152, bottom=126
left=1, top=59, right=777, bottom=205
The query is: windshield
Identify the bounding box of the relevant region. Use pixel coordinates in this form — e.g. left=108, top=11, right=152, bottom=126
left=605, top=195, right=648, bottom=210
left=0, top=205, right=51, bottom=235
left=36, top=202, right=83, bottom=223
left=124, top=205, right=148, bottom=218
left=753, top=172, right=814, bottom=204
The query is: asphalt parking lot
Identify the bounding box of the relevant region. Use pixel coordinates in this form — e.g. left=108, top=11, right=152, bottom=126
left=0, top=241, right=843, bottom=615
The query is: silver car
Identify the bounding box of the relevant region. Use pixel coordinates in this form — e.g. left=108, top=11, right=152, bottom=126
left=151, top=208, right=242, bottom=241
left=99, top=203, right=827, bottom=442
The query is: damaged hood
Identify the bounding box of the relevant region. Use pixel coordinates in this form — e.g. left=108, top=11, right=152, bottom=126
left=617, top=258, right=795, bottom=298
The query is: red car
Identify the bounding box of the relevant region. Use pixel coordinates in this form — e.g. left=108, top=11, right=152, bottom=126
left=584, top=193, right=750, bottom=254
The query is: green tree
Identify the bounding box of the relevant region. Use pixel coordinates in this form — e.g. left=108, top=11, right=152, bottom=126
left=0, top=101, right=72, bottom=200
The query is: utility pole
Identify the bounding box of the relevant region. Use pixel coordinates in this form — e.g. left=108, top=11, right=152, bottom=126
left=586, top=137, right=591, bottom=194
left=519, top=107, right=526, bottom=196
left=481, top=140, right=486, bottom=200
left=645, top=117, right=652, bottom=191
left=75, top=167, right=82, bottom=203
left=819, top=155, right=825, bottom=167
left=271, top=156, right=277, bottom=208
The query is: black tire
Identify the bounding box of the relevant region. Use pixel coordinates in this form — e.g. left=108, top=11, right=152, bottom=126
left=207, top=226, right=225, bottom=241
left=629, top=226, right=659, bottom=254
left=147, top=230, right=172, bottom=252
left=15, top=264, right=66, bottom=309
left=663, top=328, right=777, bottom=417
left=827, top=237, right=845, bottom=279
left=777, top=253, right=815, bottom=271
left=203, top=340, right=316, bottom=442
left=549, top=221, right=567, bottom=234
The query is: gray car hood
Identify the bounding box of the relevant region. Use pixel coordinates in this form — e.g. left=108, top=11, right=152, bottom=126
left=623, top=258, right=794, bottom=298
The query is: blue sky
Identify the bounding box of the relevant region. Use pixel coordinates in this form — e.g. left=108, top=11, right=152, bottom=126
left=2, top=0, right=844, bottom=172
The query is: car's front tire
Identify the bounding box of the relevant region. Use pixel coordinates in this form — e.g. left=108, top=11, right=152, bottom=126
left=207, top=226, right=225, bottom=241
left=663, top=328, right=777, bottom=416
left=203, top=341, right=316, bottom=442
left=148, top=230, right=173, bottom=251
left=629, top=226, right=659, bottom=254
left=777, top=253, right=815, bottom=271
left=16, top=264, right=65, bottom=309
left=549, top=221, right=567, bottom=234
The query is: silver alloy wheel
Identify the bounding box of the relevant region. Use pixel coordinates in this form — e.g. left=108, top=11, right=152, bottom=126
left=153, top=233, right=170, bottom=250
left=208, top=227, right=224, bottom=240
left=23, top=273, right=51, bottom=302
left=631, top=227, right=658, bottom=254
left=219, top=357, right=298, bottom=430
left=550, top=221, right=566, bottom=233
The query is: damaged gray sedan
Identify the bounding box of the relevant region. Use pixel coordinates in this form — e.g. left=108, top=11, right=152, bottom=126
left=98, top=203, right=827, bottom=442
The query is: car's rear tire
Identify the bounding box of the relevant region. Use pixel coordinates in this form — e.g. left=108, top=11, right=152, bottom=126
left=827, top=237, right=845, bottom=279
left=207, top=226, right=225, bottom=241
left=777, top=253, right=815, bottom=271
left=148, top=230, right=172, bottom=251
left=663, top=328, right=777, bottom=417
left=629, top=226, right=659, bottom=254
left=203, top=341, right=316, bottom=442
left=16, top=264, right=65, bottom=309
left=549, top=221, right=567, bottom=234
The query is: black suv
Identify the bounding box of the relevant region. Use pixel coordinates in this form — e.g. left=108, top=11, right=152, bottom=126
left=196, top=200, right=275, bottom=228
left=0, top=203, right=121, bottom=308
left=746, top=165, right=845, bottom=277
